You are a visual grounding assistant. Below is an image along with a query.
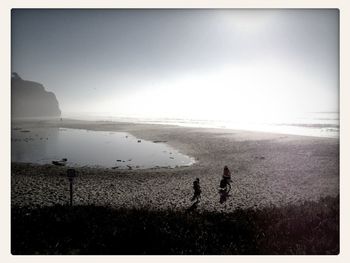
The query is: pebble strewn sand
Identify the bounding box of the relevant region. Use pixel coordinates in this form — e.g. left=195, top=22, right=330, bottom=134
left=11, top=119, right=339, bottom=212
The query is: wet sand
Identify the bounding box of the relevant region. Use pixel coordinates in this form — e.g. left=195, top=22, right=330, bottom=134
left=11, top=119, right=339, bottom=212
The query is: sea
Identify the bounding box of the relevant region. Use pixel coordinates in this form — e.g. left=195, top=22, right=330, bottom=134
left=63, top=112, right=339, bottom=139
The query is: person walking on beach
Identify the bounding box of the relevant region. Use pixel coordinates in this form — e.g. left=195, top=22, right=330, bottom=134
left=220, top=165, right=232, bottom=192
left=223, top=165, right=231, bottom=182
left=219, top=166, right=232, bottom=203
left=191, top=178, right=201, bottom=202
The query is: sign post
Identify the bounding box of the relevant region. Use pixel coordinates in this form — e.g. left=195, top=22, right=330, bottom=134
left=67, top=169, right=76, bottom=206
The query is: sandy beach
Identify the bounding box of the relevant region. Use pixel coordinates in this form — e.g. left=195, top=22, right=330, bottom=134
left=11, top=119, right=339, bottom=212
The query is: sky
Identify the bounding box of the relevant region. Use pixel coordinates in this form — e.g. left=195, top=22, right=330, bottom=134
left=11, top=9, right=339, bottom=122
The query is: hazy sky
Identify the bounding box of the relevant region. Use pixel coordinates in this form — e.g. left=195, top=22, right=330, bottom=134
left=11, top=9, right=339, bottom=121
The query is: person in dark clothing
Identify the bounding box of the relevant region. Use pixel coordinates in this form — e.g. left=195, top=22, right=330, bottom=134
left=191, top=178, right=201, bottom=202
left=219, top=166, right=232, bottom=203
left=221, top=165, right=232, bottom=191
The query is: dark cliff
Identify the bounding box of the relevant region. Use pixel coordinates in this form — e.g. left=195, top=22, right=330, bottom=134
left=11, top=73, right=61, bottom=118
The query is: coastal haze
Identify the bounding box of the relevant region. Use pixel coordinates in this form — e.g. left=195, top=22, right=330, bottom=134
left=11, top=9, right=339, bottom=255
left=12, top=9, right=338, bottom=135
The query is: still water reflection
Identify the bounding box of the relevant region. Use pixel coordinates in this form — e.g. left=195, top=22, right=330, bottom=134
left=11, top=127, right=194, bottom=169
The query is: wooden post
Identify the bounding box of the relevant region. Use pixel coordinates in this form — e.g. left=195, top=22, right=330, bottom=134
left=69, top=179, right=73, bottom=206
left=67, top=169, right=76, bottom=206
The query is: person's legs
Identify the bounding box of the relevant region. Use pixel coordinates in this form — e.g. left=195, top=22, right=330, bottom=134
left=191, top=194, right=195, bottom=201
left=196, top=192, right=200, bottom=202
left=227, top=183, right=231, bottom=193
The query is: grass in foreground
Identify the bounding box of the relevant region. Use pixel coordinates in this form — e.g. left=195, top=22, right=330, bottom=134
left=11, top=196, right=339, bottom=255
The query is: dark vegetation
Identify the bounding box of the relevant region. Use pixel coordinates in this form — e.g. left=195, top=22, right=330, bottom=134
left=12, top=196, right=339, bottom=255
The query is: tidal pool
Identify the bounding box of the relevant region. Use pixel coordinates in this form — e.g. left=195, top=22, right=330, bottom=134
left=11, top=127, right=195, bottom=169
